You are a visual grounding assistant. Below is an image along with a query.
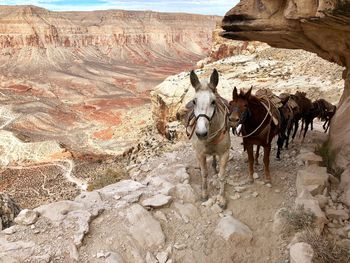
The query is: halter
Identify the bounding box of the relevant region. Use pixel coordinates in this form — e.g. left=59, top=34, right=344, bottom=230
left=186, top=96, right=229, bottom=142
left=195, top=107, right=216, bottom=122
left=232, top=98, right=272, bottom=139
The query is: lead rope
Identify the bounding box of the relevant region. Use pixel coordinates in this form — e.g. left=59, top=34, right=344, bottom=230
left=235, top=98, right=271, bottom=138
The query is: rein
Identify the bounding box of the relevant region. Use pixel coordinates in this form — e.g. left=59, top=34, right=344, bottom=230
left=234, top=98, right=271, bottom=139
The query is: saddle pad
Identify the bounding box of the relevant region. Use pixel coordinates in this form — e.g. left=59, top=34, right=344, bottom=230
left=256, top=88, right=282, bottom=108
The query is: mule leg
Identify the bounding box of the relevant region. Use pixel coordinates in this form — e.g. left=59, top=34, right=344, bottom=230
left=255, top=145, right=260, bottom=165
left=216, top=150, right=229, bottom=209
left=302, top=120, right=310, bottom=143
left=299, top=119, right=304, bottom=138
left=263, top=145, right=272, bottom=183
left=246, top=144, right=254, bottom=183
left=286, top=124, right=292, bottom=149
left=323, top=120, right=327, bottom=131
left=292, top=120, right=299, bottom=140
left=212, top=155, right=218, bottom=174
left=276, top=134, right=284, bottom=160
left=197, top=154, right=208, bottom=201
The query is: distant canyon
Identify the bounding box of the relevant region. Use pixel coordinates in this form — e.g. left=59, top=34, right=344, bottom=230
left=0, top=5, right=219, bottom=158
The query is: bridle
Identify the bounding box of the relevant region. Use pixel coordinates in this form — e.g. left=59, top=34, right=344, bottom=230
left=186, top=97, right=229, bottom=142
left=230, top=99, right=271, bottom=138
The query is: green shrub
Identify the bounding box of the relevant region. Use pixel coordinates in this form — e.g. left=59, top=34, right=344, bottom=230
left=280, top=205, right=316, bottom=235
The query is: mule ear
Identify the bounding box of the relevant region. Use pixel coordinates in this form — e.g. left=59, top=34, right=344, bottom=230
left=190, top=70, right=200, bottom=90
left=209, top=69, right=219, bottom=91
left=245, top=86, right=253, bottom=99
left=232, top=86, right=238, bottom=99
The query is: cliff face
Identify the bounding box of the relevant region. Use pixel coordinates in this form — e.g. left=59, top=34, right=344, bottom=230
left=0, top=5, right=219, bottom=159
left=221, top=1, right=350, bottom=173
left=0, top=5, right=218, bottom=70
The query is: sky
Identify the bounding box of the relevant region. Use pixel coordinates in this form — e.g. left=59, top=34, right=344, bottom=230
left=0, top=0, right=239, bottom=15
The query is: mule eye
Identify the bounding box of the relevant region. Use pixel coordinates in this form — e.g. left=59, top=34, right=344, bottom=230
left=193, top=99, right=196, bottom=105
left=211, top=100, right=216, bottom=105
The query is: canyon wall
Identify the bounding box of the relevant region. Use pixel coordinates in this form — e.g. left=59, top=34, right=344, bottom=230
left=0, top=5, right=219, bottom=158
left=221, top=1, right=350, bottom=171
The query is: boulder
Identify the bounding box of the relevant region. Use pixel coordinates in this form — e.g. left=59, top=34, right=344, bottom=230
left=297, top=152, right=323, bottom=166
left=34, top=200, right=85, bottom=224
left=325, top=208, right=350, bottom=221
left=215, top=215, right=252, bottom=241
left=290, top=242, right=314, bottom=263
left=141, top=194, right=172, bottom=208
left=125, top=204, right=165, bottom=249
left=295, top=190, right=328, bottom=231
left=296, top=169, right=329, bottom=196
left=14, top=209, right=39, bottom=226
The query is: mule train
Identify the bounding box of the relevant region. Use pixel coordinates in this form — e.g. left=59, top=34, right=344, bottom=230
left=185, top=69, right=336, bottom=207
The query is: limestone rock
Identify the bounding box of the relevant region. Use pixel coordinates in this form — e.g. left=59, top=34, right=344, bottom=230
left=156, top=251, right=169, bottom=263
left=290, top=242, right=314, bottom=263
left=297, top=152, right=323, bottom=166
left=0, top=193, right=20, bottom=229
left=295, top=190, right=328, bottom=231
left=14, top=209, right=39, bottom=226
left=34, top=200, right=85, bottom=224
left=125, top=204, right=165, bottom=249
left=145, top=252, right=158, bottom=263
left=215, top=215, right=252, bottom=241
left=106, top=252, right=124, bottom=263
left=173, top=184, right=197, bottom=203
left=325, top=208, right=349, bottom=221
left=141, top=194, right=172, bottom=208
left=99, top=180, right=145, bottom=198
left=296, top=169, right=329, bottom=196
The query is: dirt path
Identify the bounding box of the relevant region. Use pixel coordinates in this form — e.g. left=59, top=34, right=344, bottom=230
left=78, top=122, right=328, bottom=263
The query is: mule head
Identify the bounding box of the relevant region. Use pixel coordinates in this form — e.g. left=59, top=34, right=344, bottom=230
left=228, top=87, right=252, bottom=129
left=190, top=69, right=219, bottom=139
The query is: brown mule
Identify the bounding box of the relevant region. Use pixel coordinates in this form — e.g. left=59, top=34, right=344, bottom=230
left=228, top=87, right=280, bottom=183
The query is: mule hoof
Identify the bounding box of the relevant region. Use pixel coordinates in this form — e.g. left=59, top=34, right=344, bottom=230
left=264, top=179, right=272, bottom=184
left=248, top=178, right=254, bottom=184
left=275, top=157, right=281, bottom=161
left=216, top=196, right=227, bottom=209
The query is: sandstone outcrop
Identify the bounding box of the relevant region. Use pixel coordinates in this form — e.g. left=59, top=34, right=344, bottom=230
left=221, top=0, right=350, bottom=171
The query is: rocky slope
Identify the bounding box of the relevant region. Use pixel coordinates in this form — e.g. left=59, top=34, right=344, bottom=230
left=0, top=120, right=332, bottom=263
left=0, top=5, right=219, bottom=158
left=220, top=0, right=350, bottom=197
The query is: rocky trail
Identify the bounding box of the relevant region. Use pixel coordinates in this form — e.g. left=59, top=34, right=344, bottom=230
left=0, top=120, right=330, bottom=263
